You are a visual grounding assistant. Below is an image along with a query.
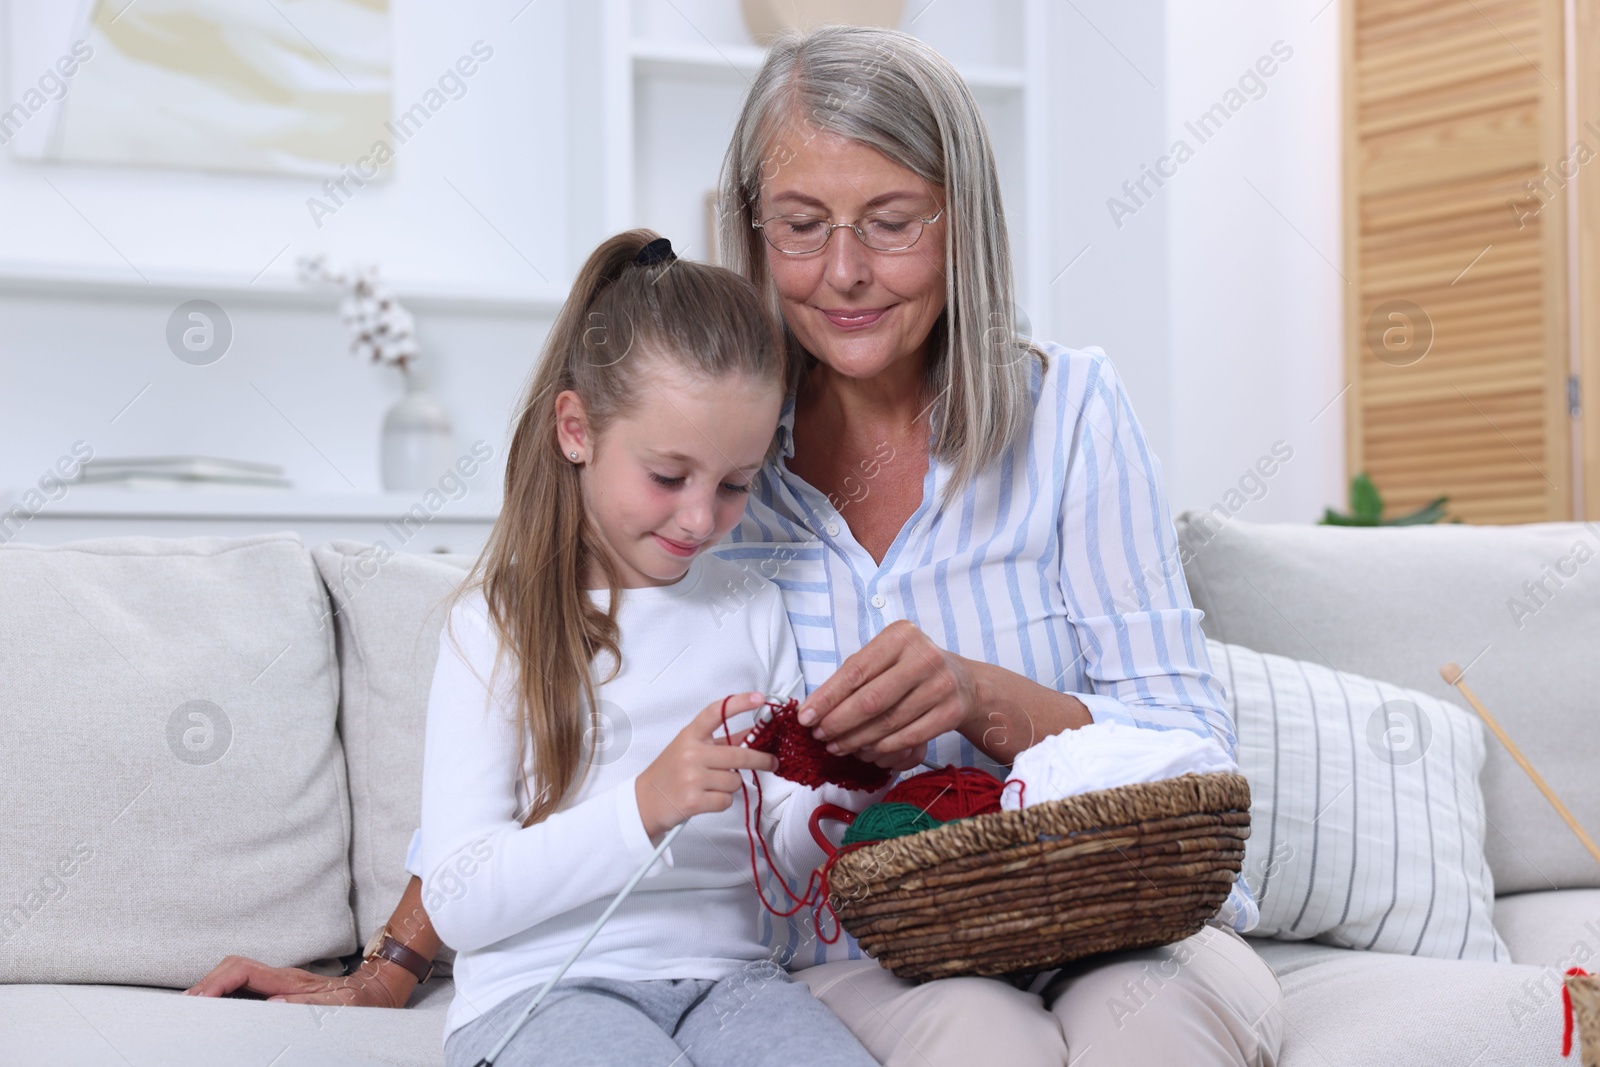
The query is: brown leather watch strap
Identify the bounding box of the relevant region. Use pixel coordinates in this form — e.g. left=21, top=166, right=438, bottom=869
left=371, top=934, right=434, bottom=984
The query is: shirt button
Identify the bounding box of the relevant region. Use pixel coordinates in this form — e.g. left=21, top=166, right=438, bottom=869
left=870, top=594, right=886, bottom=609
left=824, top=522, right=841, bottom=537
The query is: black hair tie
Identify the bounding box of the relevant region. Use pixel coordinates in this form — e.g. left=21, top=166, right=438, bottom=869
left=635, top=237, right=677, bottom=266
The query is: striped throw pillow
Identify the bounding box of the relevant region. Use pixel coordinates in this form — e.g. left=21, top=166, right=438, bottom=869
left=1208, top=639, right=1508, bottom=961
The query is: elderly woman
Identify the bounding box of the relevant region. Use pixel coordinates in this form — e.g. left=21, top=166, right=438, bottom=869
left=191, top=27, right=1283, bottom=1067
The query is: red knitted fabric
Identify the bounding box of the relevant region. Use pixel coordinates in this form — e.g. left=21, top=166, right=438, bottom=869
left=742, top=699, right=892, bottom=792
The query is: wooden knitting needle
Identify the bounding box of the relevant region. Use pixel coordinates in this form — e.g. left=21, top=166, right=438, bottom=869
left=1441, top=662, right=1600, bottom=868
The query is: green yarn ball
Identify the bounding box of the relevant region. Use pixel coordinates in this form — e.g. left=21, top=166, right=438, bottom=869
left=841, top=802, right=942, bottom=845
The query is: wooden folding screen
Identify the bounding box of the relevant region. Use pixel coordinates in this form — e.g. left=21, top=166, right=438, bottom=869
left=1580, top=0, right=1600, bottom=518
left=1343, top=0, right=1574, bottom=523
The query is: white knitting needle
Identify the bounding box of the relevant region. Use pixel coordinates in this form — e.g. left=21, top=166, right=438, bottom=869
left=473, top=675, right=805, bottom=1067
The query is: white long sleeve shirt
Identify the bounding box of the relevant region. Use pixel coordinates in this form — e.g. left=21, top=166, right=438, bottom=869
left=416, top=551, right=886, bottom=1040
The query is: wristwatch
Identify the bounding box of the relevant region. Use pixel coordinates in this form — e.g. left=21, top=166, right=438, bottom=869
left=361, top=924, right=434, bottom=984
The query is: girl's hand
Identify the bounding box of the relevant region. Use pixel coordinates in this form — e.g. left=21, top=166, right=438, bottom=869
left=635, top=692, right=779, bottom=841
left=796, top=620, right=978, bottom=761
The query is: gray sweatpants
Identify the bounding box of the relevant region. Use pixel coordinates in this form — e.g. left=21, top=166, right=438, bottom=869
left=444, top=962, right=879, bottom=1067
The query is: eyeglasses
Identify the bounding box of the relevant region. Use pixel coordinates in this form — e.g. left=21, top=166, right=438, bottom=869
left=753, top=207, right=945, bottom=255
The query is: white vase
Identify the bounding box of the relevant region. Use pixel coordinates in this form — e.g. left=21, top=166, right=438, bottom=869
left=380, top=371, right=454, bottom=491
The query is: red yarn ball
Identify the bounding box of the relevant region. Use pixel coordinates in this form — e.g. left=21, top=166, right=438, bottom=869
left=883, top=766, right=1003, bottom=821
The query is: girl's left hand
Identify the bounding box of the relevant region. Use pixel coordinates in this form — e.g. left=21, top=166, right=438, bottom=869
left=797, top=619, right=977, bottom=761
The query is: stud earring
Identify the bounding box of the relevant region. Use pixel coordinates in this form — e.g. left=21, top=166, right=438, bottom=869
left=569, top=451, right=580, bottom=461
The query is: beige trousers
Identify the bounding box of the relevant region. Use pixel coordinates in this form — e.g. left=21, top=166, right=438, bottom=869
left=797, top=926, right=1284, bottom=1067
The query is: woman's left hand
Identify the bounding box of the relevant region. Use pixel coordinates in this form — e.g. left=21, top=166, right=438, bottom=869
left=184, top=955, right=413, bottom=1008
left=797, top=620, right=978, bottom=761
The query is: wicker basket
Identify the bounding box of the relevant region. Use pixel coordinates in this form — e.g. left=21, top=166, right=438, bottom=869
left=823, top=772, right=1251, bottom=981
left=1569, top=972, right=1600, bottom=1067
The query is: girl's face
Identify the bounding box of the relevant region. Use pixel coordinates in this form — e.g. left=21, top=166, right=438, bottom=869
left=556, top=362, right=782, bottom=589
left=758, top=122, right=948, bottom=382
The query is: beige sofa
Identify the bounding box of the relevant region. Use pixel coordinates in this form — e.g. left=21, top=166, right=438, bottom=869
left=1, top=516, right=1591, bottom=1065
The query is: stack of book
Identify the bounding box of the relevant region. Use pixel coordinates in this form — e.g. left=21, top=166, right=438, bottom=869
left=75, top=456, right=292, bottom=491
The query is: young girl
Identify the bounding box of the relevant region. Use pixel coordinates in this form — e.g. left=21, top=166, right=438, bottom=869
left=419, top=231, right=907, bottom=1067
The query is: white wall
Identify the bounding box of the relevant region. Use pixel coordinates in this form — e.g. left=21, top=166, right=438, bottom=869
left=1046, top=0, right=1174, bottom=461
left=1044, top=0, right=1343, bottom=523
left=1165, top=0, right=1345, bottom=523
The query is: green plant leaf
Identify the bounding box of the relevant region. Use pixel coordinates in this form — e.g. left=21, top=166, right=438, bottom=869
left=1323, top=475, right=1449, bottom=526
left=1388, top=496, right=1450, bottom=525
left=1350, top=472, right=1384, bottom=521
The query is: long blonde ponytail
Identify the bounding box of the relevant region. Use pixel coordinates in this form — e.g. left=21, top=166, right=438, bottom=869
left=455, top=230, right=784, bottom=827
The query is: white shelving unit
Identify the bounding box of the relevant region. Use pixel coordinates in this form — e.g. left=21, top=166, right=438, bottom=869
left=4, top=4, right=1052, bottom=550
left=0, top=260, right=568, bottom=319
left=0, top=489, right=500, bottom=555
left=569, top=0, right=1053, bottom=341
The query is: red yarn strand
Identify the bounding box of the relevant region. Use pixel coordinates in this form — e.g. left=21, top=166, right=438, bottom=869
left=713, top=699, right=1006, bottom=945
left=1567, top=967, right=1588, bottom=1057
left=717, top=695, right=887, bottom=943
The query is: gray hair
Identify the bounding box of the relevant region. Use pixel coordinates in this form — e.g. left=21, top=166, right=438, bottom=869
left=718, top=25, right=1041, bottom=506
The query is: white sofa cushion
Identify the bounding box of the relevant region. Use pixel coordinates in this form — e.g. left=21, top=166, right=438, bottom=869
left=1211, top=639, right=1507, bottom=961
left=1249, top=939, right=1566, bottom=1065
left=1493, top=888, right=1600, bottom=968
left=0, top=978, right=453, bottom=1067
left=1177, top=513, right=1600, bottom=895
left=0, top=534, right=353, bottom=986
left=310, top=542, right=473, bottom=948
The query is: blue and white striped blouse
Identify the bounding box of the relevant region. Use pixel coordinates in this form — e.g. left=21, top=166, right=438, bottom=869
left=708, top=341, right=1258, bottom=968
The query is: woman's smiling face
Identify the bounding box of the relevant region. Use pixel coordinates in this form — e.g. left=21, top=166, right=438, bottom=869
left=759, top=123, right=948, bottom=381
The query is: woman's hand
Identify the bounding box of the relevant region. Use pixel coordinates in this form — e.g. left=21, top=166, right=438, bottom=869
left=635, top=692, right=779, bottom=841
left=184, top=955, right=415, bottom=1008
left=866, top=741, right=931, bottom=774
left=797, top=620, right=978, bottom=760
left=799, top=620, right=1095, bottom=764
